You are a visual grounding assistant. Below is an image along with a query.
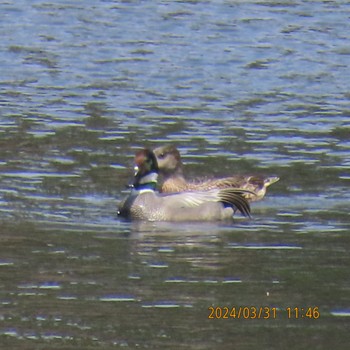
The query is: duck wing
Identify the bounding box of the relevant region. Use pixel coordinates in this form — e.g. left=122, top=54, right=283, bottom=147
left=160, top=188, right=253, bottom=218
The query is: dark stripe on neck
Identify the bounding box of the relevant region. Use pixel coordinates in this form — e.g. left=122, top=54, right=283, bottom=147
left=134, top=182, right=157, bottom=191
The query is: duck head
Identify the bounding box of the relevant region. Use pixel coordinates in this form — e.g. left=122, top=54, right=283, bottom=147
left=133, top=149, right=159, bottom=190
left=153, top=145, right=183, bottom=176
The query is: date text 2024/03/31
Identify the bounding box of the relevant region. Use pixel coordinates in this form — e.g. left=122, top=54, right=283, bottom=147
left=208, top=306, right=320, bottom=319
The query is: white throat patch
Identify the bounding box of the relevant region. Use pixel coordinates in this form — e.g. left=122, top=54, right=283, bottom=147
left=139, top=172, right=158, bottom=185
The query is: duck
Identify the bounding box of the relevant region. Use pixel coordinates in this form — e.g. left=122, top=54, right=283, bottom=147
left=153, top=145, right=279, bottom=202
left=118, top=149, right=252, bottom=221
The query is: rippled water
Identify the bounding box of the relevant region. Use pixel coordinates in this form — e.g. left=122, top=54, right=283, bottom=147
left=1, top=0, right=350, bottom=349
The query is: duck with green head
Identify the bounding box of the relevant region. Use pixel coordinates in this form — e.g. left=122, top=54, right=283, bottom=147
left=118, top=149, right=252, bottom=221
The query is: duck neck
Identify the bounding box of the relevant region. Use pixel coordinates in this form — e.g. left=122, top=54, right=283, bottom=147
left=134, top=172, right=158, bottom=191
left=164, top=166, right=185, bottom=180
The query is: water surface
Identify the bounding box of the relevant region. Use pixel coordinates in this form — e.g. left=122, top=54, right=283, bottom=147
left=1, top=0, right=350, bottom=349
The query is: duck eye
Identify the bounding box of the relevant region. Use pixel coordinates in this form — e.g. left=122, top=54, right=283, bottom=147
left=158, top=153, right=165, bottom=159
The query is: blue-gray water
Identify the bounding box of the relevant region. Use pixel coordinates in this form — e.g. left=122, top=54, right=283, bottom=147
left=1, top=0, right=350, bottom=349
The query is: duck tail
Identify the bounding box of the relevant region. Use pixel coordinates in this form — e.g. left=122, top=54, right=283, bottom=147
left=264, top=176, right=280, bottom=187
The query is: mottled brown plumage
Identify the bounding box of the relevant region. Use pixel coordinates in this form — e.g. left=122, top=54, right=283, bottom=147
left=154, top=145, right=279, bottom=202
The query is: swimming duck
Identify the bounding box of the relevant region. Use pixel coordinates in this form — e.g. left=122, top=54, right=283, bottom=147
left=153, top=145, right=279, bottom=202
left=118, top=149, right=252, bottom=221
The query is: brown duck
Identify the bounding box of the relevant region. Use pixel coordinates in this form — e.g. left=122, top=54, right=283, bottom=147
left=118, top=149, right=252, bottom=221
left=153, top=145, right=279, bottom=202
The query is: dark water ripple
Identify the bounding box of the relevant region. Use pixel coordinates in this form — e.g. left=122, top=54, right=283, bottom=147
left=1, top=0, right=350, bottom=349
